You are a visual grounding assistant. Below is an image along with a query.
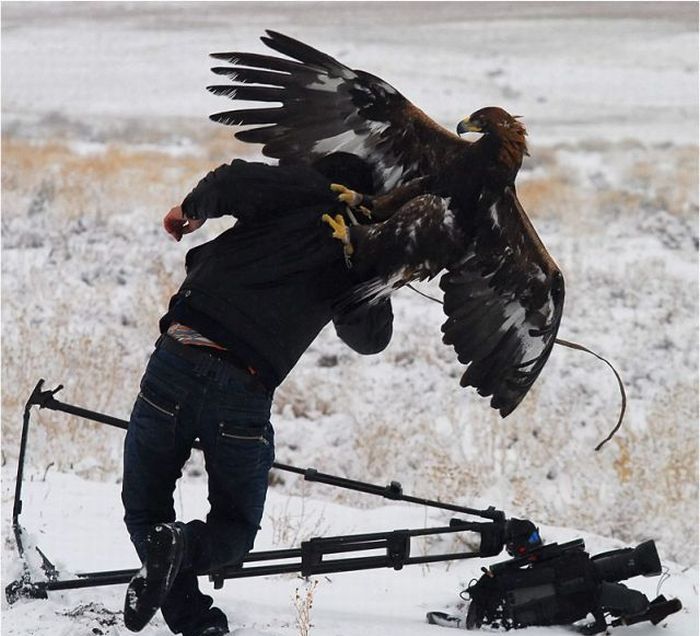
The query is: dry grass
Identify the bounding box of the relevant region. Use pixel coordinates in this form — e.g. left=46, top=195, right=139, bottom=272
left=518, top=170, right=582, bottom=220
left=294, top=579, right=319, bottom=636
left=1, top=131, right=252, bottom=224
left=520, top=143, right=698, bottom=226
left=268, top=485, right=330, bottom=548
left=623, top=146, right=698, bottom=217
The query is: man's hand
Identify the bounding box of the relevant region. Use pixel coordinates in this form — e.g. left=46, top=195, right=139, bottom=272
left=163, top=206, right=205, bottom=241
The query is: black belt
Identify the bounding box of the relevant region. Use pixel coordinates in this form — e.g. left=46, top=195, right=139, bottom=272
left=157, top=335, right=268, bottom=392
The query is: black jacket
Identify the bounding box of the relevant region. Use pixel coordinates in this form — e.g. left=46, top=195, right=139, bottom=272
left=161, top=159, right=393, bottom=389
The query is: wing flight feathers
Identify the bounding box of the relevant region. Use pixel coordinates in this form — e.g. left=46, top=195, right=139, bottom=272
left=440, top=188, right=564, bottom=416
left=209, top=31, right=468, bottom=191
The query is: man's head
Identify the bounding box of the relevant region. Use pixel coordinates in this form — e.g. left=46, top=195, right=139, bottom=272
left=312, top=152, right=376, bottom=195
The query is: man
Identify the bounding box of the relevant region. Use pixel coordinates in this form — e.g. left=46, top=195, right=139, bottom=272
left=121, top=153, right=394, bottom=636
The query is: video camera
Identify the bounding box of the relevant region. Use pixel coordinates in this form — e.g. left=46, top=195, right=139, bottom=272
left=459, top=537, right=682, bottom=633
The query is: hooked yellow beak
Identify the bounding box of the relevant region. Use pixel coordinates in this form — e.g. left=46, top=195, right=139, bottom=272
left=456, top=118, right=482, bottom=135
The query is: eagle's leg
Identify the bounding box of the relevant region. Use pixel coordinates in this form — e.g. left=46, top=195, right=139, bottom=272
left=330, top=184, right=372, bottom=219
left=321, top=213, right=355, bottom=256
left=369, top=176, right=433, bottom=221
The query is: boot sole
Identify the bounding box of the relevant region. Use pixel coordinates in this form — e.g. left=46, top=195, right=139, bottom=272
left=124, top=524, right=185, bottom=632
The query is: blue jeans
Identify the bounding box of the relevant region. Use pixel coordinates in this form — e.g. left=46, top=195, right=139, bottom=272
left=122, top=340, right=275, bottom=636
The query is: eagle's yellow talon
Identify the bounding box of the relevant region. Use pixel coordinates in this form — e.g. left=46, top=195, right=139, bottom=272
left=321, top=213, right=354, bottom=255
left=322, top=213, right=349, bottom=240
left=330, top=183, right=362, bottom=208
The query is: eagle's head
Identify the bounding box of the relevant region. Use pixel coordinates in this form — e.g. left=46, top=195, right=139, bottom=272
left=457, top=107, right=529, bottom=165
left=457, top=107, right=526, bottom=137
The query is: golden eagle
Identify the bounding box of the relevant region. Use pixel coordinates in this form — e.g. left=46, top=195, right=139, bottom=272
left=207, top=31, right=565, bottom=417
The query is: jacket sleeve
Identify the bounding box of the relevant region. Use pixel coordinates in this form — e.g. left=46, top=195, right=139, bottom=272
left=181, top=159, right=335, bottom=222
left=332, top=299, right=394, bottom=355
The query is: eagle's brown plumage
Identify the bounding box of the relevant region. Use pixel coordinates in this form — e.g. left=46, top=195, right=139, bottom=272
left=208, top=31, right=565, bottom=417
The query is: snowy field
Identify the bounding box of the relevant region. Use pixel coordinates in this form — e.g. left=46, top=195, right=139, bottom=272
left=1, top=2, right=698, bottom=635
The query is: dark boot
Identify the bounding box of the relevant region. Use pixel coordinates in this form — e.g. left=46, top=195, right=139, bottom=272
left=180, top=605, right=229, bottom=636
left=124, top=523, right=185, bottom=632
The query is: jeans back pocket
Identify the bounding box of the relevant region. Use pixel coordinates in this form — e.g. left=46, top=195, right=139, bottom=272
left=131, top=381, right=180, bottom=453
left=215, top=419, right=274, bottom=477
left=218, top=421, right=269, bottom=445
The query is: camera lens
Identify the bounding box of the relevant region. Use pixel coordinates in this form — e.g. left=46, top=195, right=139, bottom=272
left=591, top=540, right=661, bottom=583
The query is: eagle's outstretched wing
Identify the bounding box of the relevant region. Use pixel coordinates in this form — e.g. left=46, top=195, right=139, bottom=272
left=440, top=187, right=565, bottom=416
left=208, top=30, right=468, bottom=191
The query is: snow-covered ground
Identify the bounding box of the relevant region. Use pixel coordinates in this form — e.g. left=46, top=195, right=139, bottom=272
left=2, top=471, right=698, bottom=636
left=2, top=2, right=698, bottom=635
